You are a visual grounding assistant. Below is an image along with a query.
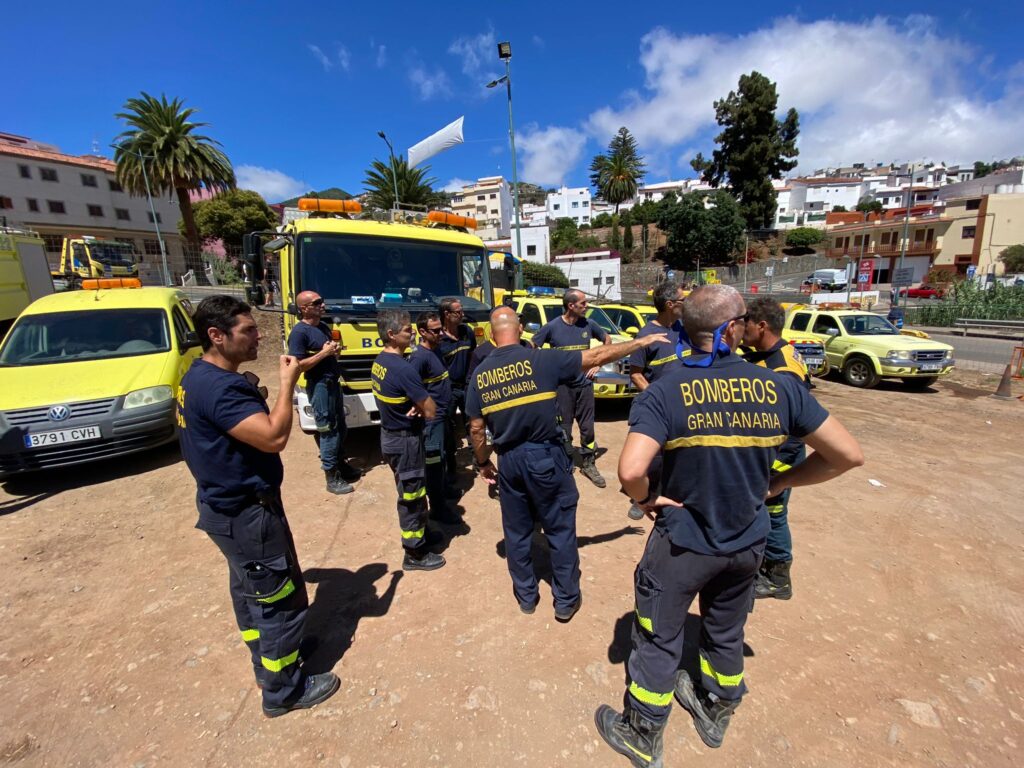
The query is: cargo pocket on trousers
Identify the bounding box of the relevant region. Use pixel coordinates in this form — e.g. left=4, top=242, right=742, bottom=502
left=634, top=565, right=663, bottom=637
left=240, top=554, right=295, bottom=605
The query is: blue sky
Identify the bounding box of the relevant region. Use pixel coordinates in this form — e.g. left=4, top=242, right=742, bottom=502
left=8, top=1, right=1024, bottom=202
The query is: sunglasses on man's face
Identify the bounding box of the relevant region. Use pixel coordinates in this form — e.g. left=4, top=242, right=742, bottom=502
left=304, top=298, right=325, bottom=308
left=421, top=326, right=443, bottom=335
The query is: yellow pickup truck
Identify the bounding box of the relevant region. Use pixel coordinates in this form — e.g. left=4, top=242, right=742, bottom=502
left=784, top=306, right=955, bottom=389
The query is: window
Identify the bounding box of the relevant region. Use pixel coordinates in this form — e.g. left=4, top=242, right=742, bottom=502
left=88, top=204, right=104, bottom=217
left=582, top=216, right=589, bottom=223
left=27, top=198, right=39, bottom=212
left=0, top=196, right=12, bottom=209
left=452, top=195, right=463, bottom=203
left=788, top=313, right=811, bottom=332
left=593, top=277, right=601, bottom=286
left=572, top=201, right=579, bottom=208
left=81, top=174, right=97, bottom=187
left=606, top=276, right=615, bottom=284
left=519, top=302, right=542, bottom=329
left=490, top=209, right=498, bottom=214
left=880, top=232, right=892, bottom=245
left=477, top=195, right=486, bottom=201
left=526, top=245, right=536, bottom=256
left=171, top=307, right=192, bottom=348
left=812, top=315, right=841, bottom=335
left=147, top=211, right=162, bottom=224
left=19, top=164, right=31, bottom=179
left=489, top=193, right=496, bottom=199
left=962, top=226, right=976, bottom=239
left=778, top=207, right=786, bottom=214
left=569, top=278, right=579, bottom=287
left=40, top=167, right=58, bottom=182
left=108, top=179, right=123, bottom=192
left=553, top=203, right=560, bottom=210
left=582, top=201, right=589, bottom=207
left=42, top=235, right=63, bottom=252
left=965, top=198, right=981, bottom=211
left=47, top=200, right=66, bottom=214
left=143, top=239, right=162, bottom=256
left=115, top=208, right=130, bottom=221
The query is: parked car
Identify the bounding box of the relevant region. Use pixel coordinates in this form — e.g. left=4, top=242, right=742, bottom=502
left=898, top=284, right=945, bottom=299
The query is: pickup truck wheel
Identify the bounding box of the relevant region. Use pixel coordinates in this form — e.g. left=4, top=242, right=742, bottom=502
left=902, top=376, right=938, bottom=390
left=842, top=356, right=879, bottom=388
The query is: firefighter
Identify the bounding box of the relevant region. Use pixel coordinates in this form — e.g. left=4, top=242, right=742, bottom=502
left=532, top=289, right=611, bottom=488
left=596, top=285, right=863, bottom=764
left=439, top=297, right=477, bottom=477
left=740, top=297, right=813, bottom=600
left=287, top=290, right=361, bottom=495
left=177, top=295, right=339, bottom=718
left=371, top=309, right=445, bottom=571
left=466, top=306, right=668, bottom=619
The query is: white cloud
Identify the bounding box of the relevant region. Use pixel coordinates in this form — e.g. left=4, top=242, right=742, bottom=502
left=585, top=16, right=1024, bottom=172
left=307, top=44, right=332, bottom=71
left=532, top=35, right=545, bottom=48
left=337, top=45, right=351, bottom=72
left=443, top=177, right=473, bottom=192
left=409, top=66, right=452, bottom=100
left=236, top=165, right=309, bottom=203
left=517, top=125, right=587, bottom=186
left=376, top=44, right=387, bottom=68
left=448, top=28, right=499, bottom=79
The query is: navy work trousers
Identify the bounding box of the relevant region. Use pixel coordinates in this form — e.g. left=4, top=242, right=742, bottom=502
left=556, top=384, right=597, bottom=459
left=627, top=525, right=763, bottom=724
left=308, top=376, right=347, bottom=472
left=765, top=444, right=806, bottom=562
left=196, top=492, right=308, bottom=708
left=497, top=441, right=581, bottom=611
left=381, top=427, right=428, bottom=550
left=424, top=419, right=451, bottom=518
left=444, top=387, right=467, bottom=476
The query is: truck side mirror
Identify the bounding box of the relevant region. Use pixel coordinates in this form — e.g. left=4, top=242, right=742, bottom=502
left=524, top=322, right=540, bottom=333
left=624, top=326, right=639, bottom=337
left=825, top=327, right=840, bottom=337
left=242, top=233, right=264, bottom=286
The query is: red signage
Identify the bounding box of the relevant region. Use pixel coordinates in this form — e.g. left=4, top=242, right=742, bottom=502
left=858, top=258, right=874, bottom=290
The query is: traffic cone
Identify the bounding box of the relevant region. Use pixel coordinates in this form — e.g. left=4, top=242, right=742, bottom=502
left=992, top=364, right=1015, bottom=401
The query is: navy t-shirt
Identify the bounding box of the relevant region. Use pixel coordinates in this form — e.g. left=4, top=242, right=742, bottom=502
left=532, top=316, right=607, bottom=388
left=438, top=324, right=477, bottom=388
left=465, top=345, right=582, bottom=452
left=371, top=351, right=429, bottom=430
left=628, top=354, right=828, bottom=555
left=468, top=338, right=533, bottom=377
left=627, top=320, right=690, bottom=384
left=287, top=321, right=340, bottom=384
left=740, top=339, right=813, bottom=468
left=176, top=359, right=284, bottom=510
left=409, top=344, right=451, bottom=422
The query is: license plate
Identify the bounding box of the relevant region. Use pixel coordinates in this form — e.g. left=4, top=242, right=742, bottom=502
left=804, top=357, right=824, bottom=367
left=919, top=363, right=942, bottom=372
left=23, top=425, right=101, bottom=449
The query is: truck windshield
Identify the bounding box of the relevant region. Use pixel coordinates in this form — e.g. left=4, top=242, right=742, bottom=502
left=87, top=242, right=137, bottom=267
left=0, top=309, right=170, bottom=366
left=840, top=314, right=899, bottom=335
left=297, top=234, right=492, bottom=318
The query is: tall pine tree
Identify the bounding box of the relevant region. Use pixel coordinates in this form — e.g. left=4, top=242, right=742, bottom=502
left=590, top=127, right=646, bottom=214
left=691, top=72, right=799, bottom=230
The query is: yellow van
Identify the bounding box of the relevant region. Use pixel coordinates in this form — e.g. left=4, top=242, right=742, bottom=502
left=0, top=282, right=201, bottom=478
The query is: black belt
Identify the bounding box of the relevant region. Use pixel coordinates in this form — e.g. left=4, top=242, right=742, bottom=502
left=382, top=425, right=423, bottom=436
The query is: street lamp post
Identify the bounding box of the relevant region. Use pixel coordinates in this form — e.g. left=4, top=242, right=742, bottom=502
left=111, top=143, right=170, bottom=285
left=376, top=131, right=401, bottom=210
left=488, top=41, right=523, bottom=290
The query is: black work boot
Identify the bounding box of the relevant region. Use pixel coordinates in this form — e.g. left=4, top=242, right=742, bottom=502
left=594, top=703, right=665, bottom=767
left=674, top=672, right=740, bottom=749
left=336, top=459, right=362, bottom=483
left=580, top=455, right=607, bottom=488
left=753, top=559, right=793, bottom=600
left=402, top=548, right=446, bottom=571
left=325, top=470, right=354, bottom=495
left=262, top=672, right=340, bottom=718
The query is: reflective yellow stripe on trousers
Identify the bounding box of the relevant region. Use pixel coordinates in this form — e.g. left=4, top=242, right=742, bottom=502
left=256, top=578, right=296, bottom=604
left=241, top=628, right=260, bottom=643
left=401, top=528, right=425, bottom=540
left=700, top=653, right=744, bottom=687
left=629, top=681, right=673, bottom=707
left=261, top=649, right=299, bottom=673
left=402, top=487, right=426, bottom=501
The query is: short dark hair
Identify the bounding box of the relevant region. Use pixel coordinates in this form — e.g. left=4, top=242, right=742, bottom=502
left=377, top=309, right=410, bottom=343
left=416, top=310, right=440, bottom=330
left=562, top=289, right=584, bottom=310
left=193, top=295, right=252, bottom=351
left=745, top=297, right=786, bottom=335
left=439, top=297, right=462, bottom=321
left=652, top=281, right=681, bottom=312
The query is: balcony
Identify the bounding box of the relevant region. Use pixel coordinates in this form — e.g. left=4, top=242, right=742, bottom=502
left=825, top=242, right=940, bottom=260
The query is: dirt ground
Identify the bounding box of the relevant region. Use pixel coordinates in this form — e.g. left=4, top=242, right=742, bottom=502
left=2, top=314, right=1023, bottom=767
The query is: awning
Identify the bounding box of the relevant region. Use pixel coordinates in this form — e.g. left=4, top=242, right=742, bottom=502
left=489, top=251, right=521, bottom=266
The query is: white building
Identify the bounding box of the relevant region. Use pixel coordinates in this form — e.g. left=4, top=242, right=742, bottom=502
left=484, top=224, right=550, bottom=265
left=545, top=185, right=592, bottom=226
left=551, top=250, right=621, bottom=300
left=520, top=202, right=548, bottom=227
left=451, top=176, right=512, bottom=239
left=0, top=132, right=187, bottom=279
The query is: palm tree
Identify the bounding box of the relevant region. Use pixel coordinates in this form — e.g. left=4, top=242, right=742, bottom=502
left=589, top=127, right=646, bottom=214
left=114, top=93, right=235, bottom=245
left=363, top=155, right=440, bottom=210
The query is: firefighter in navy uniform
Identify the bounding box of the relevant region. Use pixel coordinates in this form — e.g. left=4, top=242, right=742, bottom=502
left=466, top=306, right=668, bottom=620
left=740, top=297, right=813, bottom=600
left=438, top=297, right=477, bottom=478
left=624, top=281, right=689, bottom=521
left=371, top=309, right=445, bottom=572
left=532, top=289, right=611, bottom=488
left=596, top=286, right=863, bottom=766
left=177, top=295, right=339, bottom=718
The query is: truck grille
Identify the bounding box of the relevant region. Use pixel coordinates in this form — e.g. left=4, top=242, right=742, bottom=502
left=337, top=354, right=377, bottom=384
left=913, top=350, right=946, bottom=362
left=3, top=397, right=117, bottom=427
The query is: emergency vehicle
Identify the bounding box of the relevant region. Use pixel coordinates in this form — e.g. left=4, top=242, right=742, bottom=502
left=244, top=199, right=495, bottom=429
left=0, top=280, right=201, bottom=478
left=1, top=226, right=54, bottom=338
left=52, top=236, right=140, bottom=285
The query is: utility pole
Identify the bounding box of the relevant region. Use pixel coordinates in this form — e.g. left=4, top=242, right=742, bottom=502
left=112, top=143, right=169, bottom=285
left=377, top=131, right=401, bottom=210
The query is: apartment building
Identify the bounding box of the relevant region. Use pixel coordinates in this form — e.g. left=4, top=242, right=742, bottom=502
left=551, top=250, right=621, bottom=300
left=546, top=186, right=591, bottom=226
left=0, top=132, right=185, bottom=279
left=450, top=176, right=512, bottom=239
left=484, top=224, right=551, bottom=265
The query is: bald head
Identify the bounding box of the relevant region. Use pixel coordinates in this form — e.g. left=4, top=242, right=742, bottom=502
left=681, top=285, right=746, bottom=350
left=296, top=290, right=324, bottom=321
left=297, top=290, right=318, bottom=306
left=490, top=306, right=522, bottom=346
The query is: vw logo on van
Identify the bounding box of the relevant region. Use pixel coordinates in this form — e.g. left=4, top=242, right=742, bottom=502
left=48, top=405, right=72, bottom=422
